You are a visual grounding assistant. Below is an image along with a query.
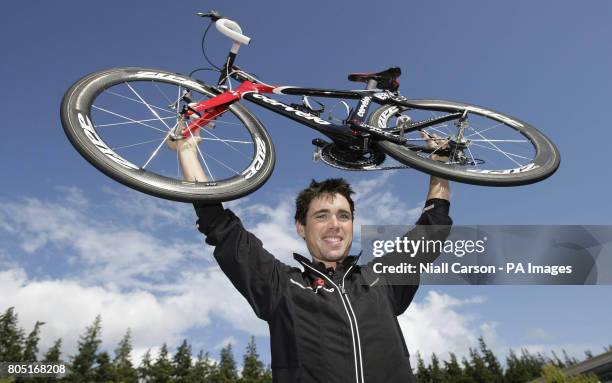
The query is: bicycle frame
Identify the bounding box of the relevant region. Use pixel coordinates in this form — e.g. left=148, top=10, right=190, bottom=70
left=181, top=75, right=463, bottom=156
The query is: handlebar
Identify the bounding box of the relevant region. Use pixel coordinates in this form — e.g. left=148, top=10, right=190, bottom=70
left=216, top=18, right=251, bottom=45
left=197, top=10, right=251, bottom=46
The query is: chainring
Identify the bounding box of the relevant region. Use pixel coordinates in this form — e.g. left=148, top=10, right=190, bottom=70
left=320, top=144, right=387, bottom=171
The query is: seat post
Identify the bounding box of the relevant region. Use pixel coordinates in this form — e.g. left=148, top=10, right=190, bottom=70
left=366, top=79, right=378, bottom=90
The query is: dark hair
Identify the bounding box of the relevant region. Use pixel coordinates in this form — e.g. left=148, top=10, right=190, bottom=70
left=294, top=178, right=355, bottom=225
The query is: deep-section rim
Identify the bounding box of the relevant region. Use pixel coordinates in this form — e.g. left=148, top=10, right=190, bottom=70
left=369, top=100, right=560, bottom=186
left=60, top=67, right=275, bottom=202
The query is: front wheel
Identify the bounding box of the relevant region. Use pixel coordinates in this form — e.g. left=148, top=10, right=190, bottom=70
left=369, top=100, right=560, bottom=186
left=60, top=67, right=275, bottom=202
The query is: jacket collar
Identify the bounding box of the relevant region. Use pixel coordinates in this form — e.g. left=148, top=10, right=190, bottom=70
left=293, top=252, right=361, bottom=278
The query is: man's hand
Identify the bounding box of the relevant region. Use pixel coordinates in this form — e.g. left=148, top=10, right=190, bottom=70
left=421, top=131, right=449, bottom=162
left=167, top=125, right=208, bottom=182
left=420, top=131, right=451, bottom=201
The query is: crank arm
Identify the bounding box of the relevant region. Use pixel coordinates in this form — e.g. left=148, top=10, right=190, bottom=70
left=350, top=122, right=407, bottom=144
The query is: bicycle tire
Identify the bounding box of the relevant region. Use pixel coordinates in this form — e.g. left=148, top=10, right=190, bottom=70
left=369, top=100, right=560, bottom=186
left=60, top=67, right=275, bottom=202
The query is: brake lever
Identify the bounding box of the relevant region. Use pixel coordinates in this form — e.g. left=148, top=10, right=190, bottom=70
left=196, top=10, right=222, bottom=21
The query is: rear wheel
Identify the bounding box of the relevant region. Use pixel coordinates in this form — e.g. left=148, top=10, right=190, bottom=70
left=60, top=67, right=275, bottom=202
left=369, top=100, right=560, bottom=186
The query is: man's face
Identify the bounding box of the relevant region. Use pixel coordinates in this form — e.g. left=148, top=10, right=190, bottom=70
left=296, top=193, right=353, bottom=267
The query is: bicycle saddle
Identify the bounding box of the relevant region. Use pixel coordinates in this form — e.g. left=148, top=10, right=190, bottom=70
left=347, top=67, right=401, bottom=91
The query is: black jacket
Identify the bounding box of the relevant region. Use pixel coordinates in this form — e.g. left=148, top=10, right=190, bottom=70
left=195, top=199, right=452, bottom=383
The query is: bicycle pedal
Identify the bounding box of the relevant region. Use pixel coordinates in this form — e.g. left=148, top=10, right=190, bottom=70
left=312, top=138, right=329, bottom=148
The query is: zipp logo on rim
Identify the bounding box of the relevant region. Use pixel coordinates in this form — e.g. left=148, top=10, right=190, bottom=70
left=251, top=93, right=331, bottom=125
left=357, top=96, right=371, bottom=117
left=242, top=136, right=266, bottom=179
left=134, top=71, right=203, bottom=90
left=467, top=163, right=539, bottom=174
left=77, top=113, right=138, bottom=170
left=378, top=106, right=400, bottom=129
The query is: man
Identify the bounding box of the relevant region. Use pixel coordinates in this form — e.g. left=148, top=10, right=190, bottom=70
left=171, top=132, right=452, bottom=383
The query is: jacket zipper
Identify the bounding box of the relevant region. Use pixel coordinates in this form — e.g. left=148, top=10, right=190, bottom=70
left=300, top=261, right=365, bottom=383
left=342, top=265, right=365, bottom=383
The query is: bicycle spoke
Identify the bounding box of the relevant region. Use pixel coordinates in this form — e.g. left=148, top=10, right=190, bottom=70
left=466, top=145, right=479, bottom=168
left=468, top=139, right=528, bottom=143
left=200, top=137, right=253, bottom=144
left=193, top=113, right=253, bottom=161
left=112, top=138, right=165, bottom=150
left=429, top=111, right=452, bottom=136
left=464, top=121, right=505, bottom=139
left=142, top=133, right=172, bottom=169
left=106, top=90, right=175, bottom=115
left=469, top=143, right=532, bottom=161
left=200, top=151, right=241, bottom=175
left=425, top=126, right=449, bottom=137
left=92, top=105, right=168, bottom=134
left=467, top=127, right=523, bottom=167
left=153, top=80, right=173, bottom=104
left=404, top=137, right=451, bottom=142
left=125, top=82, right=174, bottom=131
left=187, top=127, right=215, bottom=181
left=96, top=116, right=177, bottom=128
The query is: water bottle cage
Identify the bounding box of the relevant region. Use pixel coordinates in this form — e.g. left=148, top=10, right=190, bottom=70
left=289, top=102, right=324, bottom=117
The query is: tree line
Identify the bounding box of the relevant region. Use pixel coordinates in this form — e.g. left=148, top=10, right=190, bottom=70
left=1, top=307, right=608, bottom=382
left=414, top=336, right=605, bottom=383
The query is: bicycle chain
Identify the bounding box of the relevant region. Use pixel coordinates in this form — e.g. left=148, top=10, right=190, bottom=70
left=319, top=144, right=412, bottom=171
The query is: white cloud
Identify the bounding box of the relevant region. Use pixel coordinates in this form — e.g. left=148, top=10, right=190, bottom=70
left=399, top=290, right=495, bottom=365
left=0, top=191, right=206, bottom=289
left=352, top=172, right=424, bottom=226
left=0, top=266, right=265, bottom=363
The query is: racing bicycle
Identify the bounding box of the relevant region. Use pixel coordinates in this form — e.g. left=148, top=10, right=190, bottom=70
left=60, top=10, right=560, bottom=202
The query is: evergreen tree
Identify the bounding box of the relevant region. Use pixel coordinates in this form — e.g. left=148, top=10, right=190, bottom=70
left=551, top=350, right=565, bottom=368
left=38, top=339, right=64, bottom=383
left=562, top=349, right=578, bottom=367
left=505, top=349, right=532, bottom=383
left=93, top=351, right=116, bottom=381
left=584, top=350, right=593, bottom=359
left=138, top=349, right=154, bottom=383
left=22, top=321, right=44, bottom=362
left=190, top=350, right=215, bottom=382
left=113, top=329, right=138, bottom=383
left=478, top=337, right=503, bottom=382
left=261, top=364, right=273, bottom=383
left=524, top=349, right=547, bottom=381
left=428, top=353, right=445, bottom=383
left=240, top=337, right=265, bottom=383
left=173, top=339, right=193, bottom=382
left=70, top=315, right=102, bottom=381
left=467, top=347, right=494, bottom=383
left=152, top=343, right=173, bottom=382
left=444, top=353, right=464, bottom=382
left=0, top=307, right=25, bottom=361
left=43, top=339, right=62, bottom=363
left=415, top=351, right=431, bottom=382
left=461, top=356, right=477, bottom=383
left=212, top=343, right=239, bottom=383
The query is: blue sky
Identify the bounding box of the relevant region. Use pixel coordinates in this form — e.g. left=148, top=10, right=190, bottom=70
left=1, top=0, right=611, bottom=368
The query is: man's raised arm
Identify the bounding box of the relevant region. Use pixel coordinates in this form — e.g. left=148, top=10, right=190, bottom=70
left=170, top=132, right=290, bottom=320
